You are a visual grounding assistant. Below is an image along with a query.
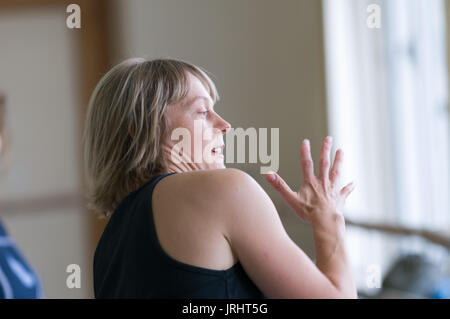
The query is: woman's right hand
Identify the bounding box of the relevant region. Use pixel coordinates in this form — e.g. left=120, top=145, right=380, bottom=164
left=265, top=136, right=355, bottom=226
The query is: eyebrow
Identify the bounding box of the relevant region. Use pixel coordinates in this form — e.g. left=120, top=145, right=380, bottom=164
left=185, top=96, right=214, bottom=109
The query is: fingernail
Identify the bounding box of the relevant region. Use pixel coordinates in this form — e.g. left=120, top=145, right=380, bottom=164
left=304, top=139, right=310, bottom=148
left=266, top=171, right=276, bottom=182
left=327, top=136, right=333, bottom=143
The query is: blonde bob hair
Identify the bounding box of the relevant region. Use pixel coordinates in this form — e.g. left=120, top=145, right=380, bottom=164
left=83, top=57, right=219, bottom=217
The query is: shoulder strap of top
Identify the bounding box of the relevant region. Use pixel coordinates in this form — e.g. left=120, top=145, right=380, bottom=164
left=150, top=172, right=177, bottom=188
left=135, top=172, right=177, bottom=194
left=137, top=171, right=177, bottom=197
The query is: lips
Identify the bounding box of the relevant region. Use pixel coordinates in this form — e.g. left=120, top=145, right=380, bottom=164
left=211, top=145, right=224, bottom=156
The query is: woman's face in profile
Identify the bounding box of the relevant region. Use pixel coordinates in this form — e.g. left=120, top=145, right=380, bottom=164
left=163, top=72, right=231, bottom=171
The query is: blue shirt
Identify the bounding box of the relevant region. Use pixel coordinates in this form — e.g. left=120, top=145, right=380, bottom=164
left=0, top=220, right=43, bottom=299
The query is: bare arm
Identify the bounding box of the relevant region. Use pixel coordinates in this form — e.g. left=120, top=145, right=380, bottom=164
left=217, top=137, right=356, bottom=298
left=265, top=137, right=356, bottom=297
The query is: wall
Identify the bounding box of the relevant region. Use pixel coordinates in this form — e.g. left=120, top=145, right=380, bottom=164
left=0, top=7, right=91, bottom=298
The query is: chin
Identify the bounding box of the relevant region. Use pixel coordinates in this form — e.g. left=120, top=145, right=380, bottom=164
left=204, top=161, right=226, bottom=170
left=207, top=164, right=226, bottom=170
left=201, top=154, right=226, bottom=170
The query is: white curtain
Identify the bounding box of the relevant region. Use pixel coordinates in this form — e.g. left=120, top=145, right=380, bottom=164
left=322, top=0, right=450, bottom=295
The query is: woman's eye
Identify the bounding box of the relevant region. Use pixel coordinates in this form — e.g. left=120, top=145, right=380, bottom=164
left=199, top=111, right=208, bottom=116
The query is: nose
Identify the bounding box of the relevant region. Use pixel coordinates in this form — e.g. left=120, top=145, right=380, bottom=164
left=214, top=113, right=231, bottom=134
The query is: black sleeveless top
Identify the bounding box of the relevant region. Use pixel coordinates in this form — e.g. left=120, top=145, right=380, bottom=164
left=93, top=172, right=265, bottom=299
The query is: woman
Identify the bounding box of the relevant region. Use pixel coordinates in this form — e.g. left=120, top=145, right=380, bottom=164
left=0, top=92, right=43, bottom=299
left=84, top=58, right=356, bottom=298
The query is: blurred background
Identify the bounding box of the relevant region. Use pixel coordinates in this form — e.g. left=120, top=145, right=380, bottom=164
left=0, top=0, right=448, bottom=298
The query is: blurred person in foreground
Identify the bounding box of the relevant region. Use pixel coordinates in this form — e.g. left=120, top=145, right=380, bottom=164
left=85, top=58, right=356, bottom=298
left=0, top=91, right=43, bottom=298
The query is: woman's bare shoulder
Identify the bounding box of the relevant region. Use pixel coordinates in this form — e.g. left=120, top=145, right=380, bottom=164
left=159, top=168, right=261, bottom=199
left=155, top=168, right=269, bottom=222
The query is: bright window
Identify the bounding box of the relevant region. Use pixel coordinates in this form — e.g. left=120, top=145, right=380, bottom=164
left=323, top=0, right=450, bottom=295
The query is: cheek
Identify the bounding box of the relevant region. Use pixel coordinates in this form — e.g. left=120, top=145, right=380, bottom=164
left=200, top=122, right=216, bottom=149
left=166, top=111, right=214, bottom=153
left=166, top=105, right=196, bottom=129
left=166, top=113, right=195, bottom=139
